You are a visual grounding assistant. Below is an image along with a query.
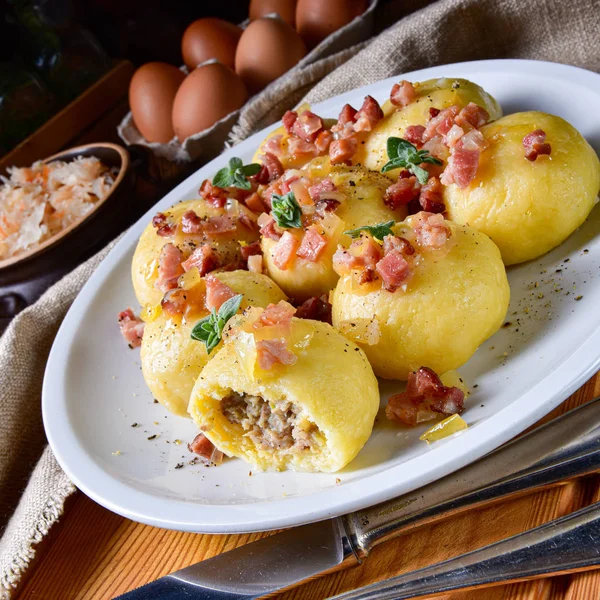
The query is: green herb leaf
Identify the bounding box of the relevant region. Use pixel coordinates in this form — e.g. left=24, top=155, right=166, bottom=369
left=271, top=191, right=302, bottom=229
left=229, top=157, right=243, bottom=171
left=233, top=171, right=251, bottom=190
left=381, top=137, right=443, bottom=183
left=240, top=163, right=261, bottom=177
left=191, top=293, right=243, bottom=354
left=344, top=220, right=396, bottom=242
left=382, top=137, right=420, bottom=171
left=212, top=157, right=262, bottom=190
left=212, top=166, right=233, bottom=189
left=219, top=294, right=244, bottom=324
left=419, top=153, right=444, bottom=166
left=386, top=137, right=404, bottom=161
left=411, top=164, right=430, bottom=185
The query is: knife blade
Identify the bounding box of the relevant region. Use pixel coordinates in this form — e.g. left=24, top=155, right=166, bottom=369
left=115, top=518, right=356, bottom=599
left=115, top=397, right=600, bottom=600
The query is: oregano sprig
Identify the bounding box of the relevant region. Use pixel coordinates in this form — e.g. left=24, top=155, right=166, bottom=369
left=212, top=157, right=261, bottom=190
left=381, top=137, right=442, bottom=184
left=344, top=220, right=396, bottom=242
left=271, top=191, right=302, bottom=229
left=190, top=294, right=243, bottom=354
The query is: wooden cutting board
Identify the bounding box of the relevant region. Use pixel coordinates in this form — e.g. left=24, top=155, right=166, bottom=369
left=14, top=373, right=600, bottom=600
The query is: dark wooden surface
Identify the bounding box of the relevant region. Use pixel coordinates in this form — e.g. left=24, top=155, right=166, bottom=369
left=0, top=62, right=135, bottom=173
left=0, top=60, right=201, bottom=332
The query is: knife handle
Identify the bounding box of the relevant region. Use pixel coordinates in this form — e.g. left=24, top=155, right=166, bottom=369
left=342, top=397, right=600, bottom=557
left=331, top=501, right=600, bottom=600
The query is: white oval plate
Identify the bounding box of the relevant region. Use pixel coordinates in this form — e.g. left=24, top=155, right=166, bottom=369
left=43, top=59, right=600, bottom=533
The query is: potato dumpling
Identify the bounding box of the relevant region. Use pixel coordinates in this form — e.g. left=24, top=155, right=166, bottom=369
left=354, top=78, right=502, bottom=174
left=262, top=161, right=403, bottom=301
left=331, top=217, right=510, bottom=380
left=252, top=103, right=336, bottom=170
left=252, top=122, right=305, bottom=170
left=132, top=199, right=259, bottom=306
left=188, top=313, right=379, bottom=472
left=141, top=271, right=286, bottom=417
left=443, top=111, right=600, bottom=265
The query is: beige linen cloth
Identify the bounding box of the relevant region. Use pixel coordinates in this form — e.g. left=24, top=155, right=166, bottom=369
left=2, top=0, right=599, bottom=595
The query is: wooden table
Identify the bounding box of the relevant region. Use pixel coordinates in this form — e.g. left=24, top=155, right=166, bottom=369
left=14, top=375, right=600, bottom=599
left=7, top=60, right=600, bottom=600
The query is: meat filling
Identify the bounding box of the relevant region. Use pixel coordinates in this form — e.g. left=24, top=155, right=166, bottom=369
left=220, top=392, right=317, bottom=453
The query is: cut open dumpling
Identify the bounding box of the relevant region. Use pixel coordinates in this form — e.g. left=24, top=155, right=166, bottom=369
left=188, top=307, right=380, bottom=472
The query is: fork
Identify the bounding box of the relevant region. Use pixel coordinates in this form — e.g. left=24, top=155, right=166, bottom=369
left=329, top=499, right=600, bottom=600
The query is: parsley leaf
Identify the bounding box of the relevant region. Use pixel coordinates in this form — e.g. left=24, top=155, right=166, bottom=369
left=212, top=157, right=262, bottom=190
left=344, top=220, right=396, bottom=241
left=190, top=294, right=243, bottom=354
left=271, top=191, right=302, bottom=229
left=381, top=137, right=442, bottom=184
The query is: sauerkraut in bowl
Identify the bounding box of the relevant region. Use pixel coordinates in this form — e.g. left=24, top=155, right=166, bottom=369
left=0, top=156, right=116, bottom=262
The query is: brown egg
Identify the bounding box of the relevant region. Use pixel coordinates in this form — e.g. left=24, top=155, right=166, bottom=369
left=172, top=62, right=248, bottom=142
left=296, top=0, right=368, bottom=48
left=129, top=62, right=185, bottom=143
left=249, top=0, right=297, bottom=27
left=235, top=16, right=306, bottom=94
left=181, top=18, right=242, bottom=70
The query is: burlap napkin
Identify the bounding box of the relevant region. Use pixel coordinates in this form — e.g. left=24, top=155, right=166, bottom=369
left=2, top=0, right=599, bottom=595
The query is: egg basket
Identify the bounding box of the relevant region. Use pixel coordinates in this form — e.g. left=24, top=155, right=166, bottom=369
left=117, top=0, right=379, bottom=178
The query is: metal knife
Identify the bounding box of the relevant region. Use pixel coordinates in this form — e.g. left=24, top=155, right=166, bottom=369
left=115, top=397, right=600, bottom=600
left=329, top=501, right=600, bottom=600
